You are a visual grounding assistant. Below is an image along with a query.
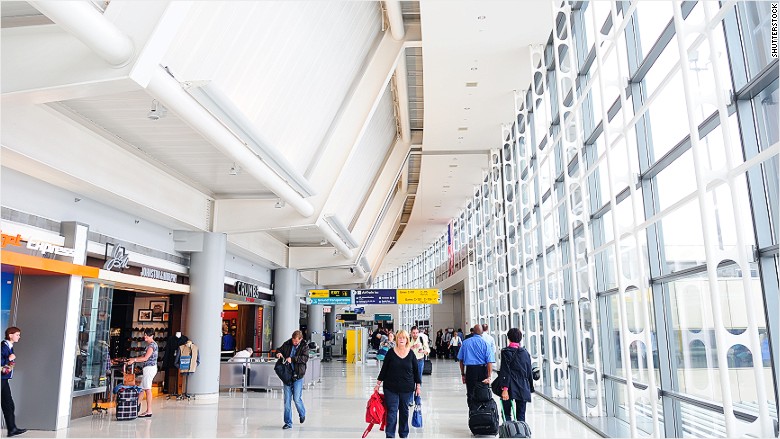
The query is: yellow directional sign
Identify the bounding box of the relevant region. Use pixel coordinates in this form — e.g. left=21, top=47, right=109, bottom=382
left=396, top=289, right=441, bottom=304
left=308, top=290, right=330, bottom=298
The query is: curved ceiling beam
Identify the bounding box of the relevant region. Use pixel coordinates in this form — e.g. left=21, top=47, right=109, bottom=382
left=147, top=68, right=315, bottom=217
left=384, top=1, right=405, bottom=41
left=316, top=218, right=354, bottom=259
left=30, top=0, right=134, bottom=67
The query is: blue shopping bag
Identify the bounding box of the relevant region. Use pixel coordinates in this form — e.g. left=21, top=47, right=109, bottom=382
left=411, top=399, right=423, bottom=428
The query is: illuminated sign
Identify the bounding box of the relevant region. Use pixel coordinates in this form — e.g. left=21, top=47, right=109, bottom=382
left=104, top=245, right=130, bottom=271
left=140, top=267, right=178, bottom=283
left=235, top=280, right=260, bottom=299
left=1, top=232, right=76, bottom=257
left=396, top=289, right=442, bottom=304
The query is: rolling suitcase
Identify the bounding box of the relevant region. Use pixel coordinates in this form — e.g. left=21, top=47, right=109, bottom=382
left=499, top=401, right=532, bottom=437
left=499, top=420, right=532, bottom=438
left=422, top=358, right=432, bottom=375
left=469, top=399, right=499, bottom=436
left=115, top=386, right=141, bottom=421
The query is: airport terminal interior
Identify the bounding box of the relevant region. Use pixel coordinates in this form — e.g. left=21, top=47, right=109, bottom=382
left=1, top=0, right=778, bottom=438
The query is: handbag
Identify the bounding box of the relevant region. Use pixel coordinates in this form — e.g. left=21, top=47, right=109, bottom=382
left=411, top=399, right=423, bottom=428
left=123, top=363, right=136, bottom=386
left=274, top=358, right=294, bottom=385
left=376, top=346, right=389, bottom=361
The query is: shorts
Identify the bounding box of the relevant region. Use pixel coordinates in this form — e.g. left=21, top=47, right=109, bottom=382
left=141, top=365, right=157, bottom=389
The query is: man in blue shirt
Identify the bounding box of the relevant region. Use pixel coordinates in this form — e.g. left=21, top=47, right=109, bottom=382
left=458, top=324, right=494, bottom=409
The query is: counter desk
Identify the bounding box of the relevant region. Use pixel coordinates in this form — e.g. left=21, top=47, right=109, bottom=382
left=219, top=357, right=321, bottom=392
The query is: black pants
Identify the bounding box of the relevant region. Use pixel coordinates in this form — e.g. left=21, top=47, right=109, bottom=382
left=465, top=364, right=488, bottom=409
left=2, top=379, right=16, bottom=432
left=501, top=398, right=527, bottom=422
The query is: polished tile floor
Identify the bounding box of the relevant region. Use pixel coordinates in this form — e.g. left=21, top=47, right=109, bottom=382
left=16, top=359, right=601, bottom=438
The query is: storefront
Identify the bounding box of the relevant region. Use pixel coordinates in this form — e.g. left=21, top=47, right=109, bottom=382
left=222, top=279, right=274, bottom=358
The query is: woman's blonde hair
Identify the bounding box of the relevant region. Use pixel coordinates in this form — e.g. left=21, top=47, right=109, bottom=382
left=395, top=329, right=410, bottom=343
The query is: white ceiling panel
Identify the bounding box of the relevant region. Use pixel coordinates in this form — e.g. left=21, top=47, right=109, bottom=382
left=330, top=84, right=397, bottom=226
left=59, top=90, right=273, bottom=197
left=163, top=1, right=383, bottom=178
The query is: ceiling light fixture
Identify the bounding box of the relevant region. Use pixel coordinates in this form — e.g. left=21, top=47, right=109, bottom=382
left=274, top=199, right=286, bottom=208
left=184, top=83, right=315, bottom=197
left=229, top=163, right=240, bottom=175
left=477, top=15, right=486, bottom=20
left=319, top=239, right=327, bottom=246
left=147, top=99, right=167, bottom=120
left=464, top=107, right=471, bottom=110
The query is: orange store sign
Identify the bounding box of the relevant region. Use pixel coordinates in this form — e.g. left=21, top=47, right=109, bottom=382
left=1, top=232, right=76, bottom=257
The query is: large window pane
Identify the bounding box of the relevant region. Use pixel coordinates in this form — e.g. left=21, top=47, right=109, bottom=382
left=753, top=79, right=779, bottom=244
left=658, top=198, right=706, bottom=274
left=667, top=264, right=775, bottom=412
left=74, top=281, right=113, bottom=393
left=636, top=0, right=672, bottom=61
left=738, top=2, right=777, bottom=79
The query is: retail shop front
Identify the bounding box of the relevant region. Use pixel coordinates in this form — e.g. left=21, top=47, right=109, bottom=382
left=222, top=279, right=273, bottom=358
left=81, top=257, right=190, bottom=416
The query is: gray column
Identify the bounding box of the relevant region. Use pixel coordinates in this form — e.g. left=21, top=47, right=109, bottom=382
left=273, top=268, right=300, bottom=348
left=326, top=310, right=336, bottom=333
left=174, top=231, right=226, bottom=398
left=307, top=304, right=324, bottom=350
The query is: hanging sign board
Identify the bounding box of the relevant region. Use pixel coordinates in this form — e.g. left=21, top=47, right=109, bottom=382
left=375, top=314, right=393, bottom=321
left=308, top=297, right=352, bottom=305
left=396, top=289, right=442, bottom=304
left=306, top=289, right=353, bottom=305
left=353, top=289, right=397, bottom=305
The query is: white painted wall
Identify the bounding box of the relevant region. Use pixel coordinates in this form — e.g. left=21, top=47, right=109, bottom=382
left=2, top=168, right=181, bottom=255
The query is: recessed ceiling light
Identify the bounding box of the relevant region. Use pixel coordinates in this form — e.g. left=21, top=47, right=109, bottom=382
left=449, top=164, right=459, bottom=168
left=477, top=15, right=486, bottom=20
left=464, top=107, right=471, bottom=110
left=458, top=127, right=469, bottom=131
left=466, top=81, right=478, bottom=87
left=470, top=67, right=478, bottom=71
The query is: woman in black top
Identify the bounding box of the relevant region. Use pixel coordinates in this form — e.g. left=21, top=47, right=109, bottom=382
left=496, top=328, right=534, bottom=421
left=375, top=330, right=421, bottom=438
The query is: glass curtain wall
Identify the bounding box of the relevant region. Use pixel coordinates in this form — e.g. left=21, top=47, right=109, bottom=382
left=377, top=1, right=778, bottom=437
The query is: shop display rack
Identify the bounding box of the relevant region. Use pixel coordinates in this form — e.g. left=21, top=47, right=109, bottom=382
left=129, top=321, right=169, bottom=367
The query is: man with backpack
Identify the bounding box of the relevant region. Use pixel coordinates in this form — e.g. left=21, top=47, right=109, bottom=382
left=457, top=324, right=494, bottom=409
left=275, top=330, right=309, bottom=430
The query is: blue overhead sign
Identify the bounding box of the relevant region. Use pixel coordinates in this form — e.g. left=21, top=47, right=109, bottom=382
left=353, top=289, right=397, bottom=305
left=307, top=297, right=352, bottom=305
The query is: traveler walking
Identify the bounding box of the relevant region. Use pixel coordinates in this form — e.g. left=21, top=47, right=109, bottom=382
left=2, top=327, right=26, bottom=437
left=441, top=329, right=452, bottom=359
left=480, top=324, right=497, bottom=363
left=409, top=327, right=430, bottom=383
left=375, top=330, right=421, bottom=438
left=276, top=330, right=309, bottom=429
left=458, top=324, right=494, bottom=409
left=125, top=328, right=158, bottom=417
left=496, top=328, right=534, bottom=422
left=449, top=330, right=462, bottom=361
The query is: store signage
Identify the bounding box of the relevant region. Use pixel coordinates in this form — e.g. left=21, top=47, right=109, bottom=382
left=140, top=267, right=178, bottom=283
left=235, top=281, right=260, bottom=299
left=104, top=245, right=130, bottom=271
left=375, top=314, right=393, bottom=321
left=353, top=289, right=396, bottom=305
left=1, top=232, right=76, bottom=257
